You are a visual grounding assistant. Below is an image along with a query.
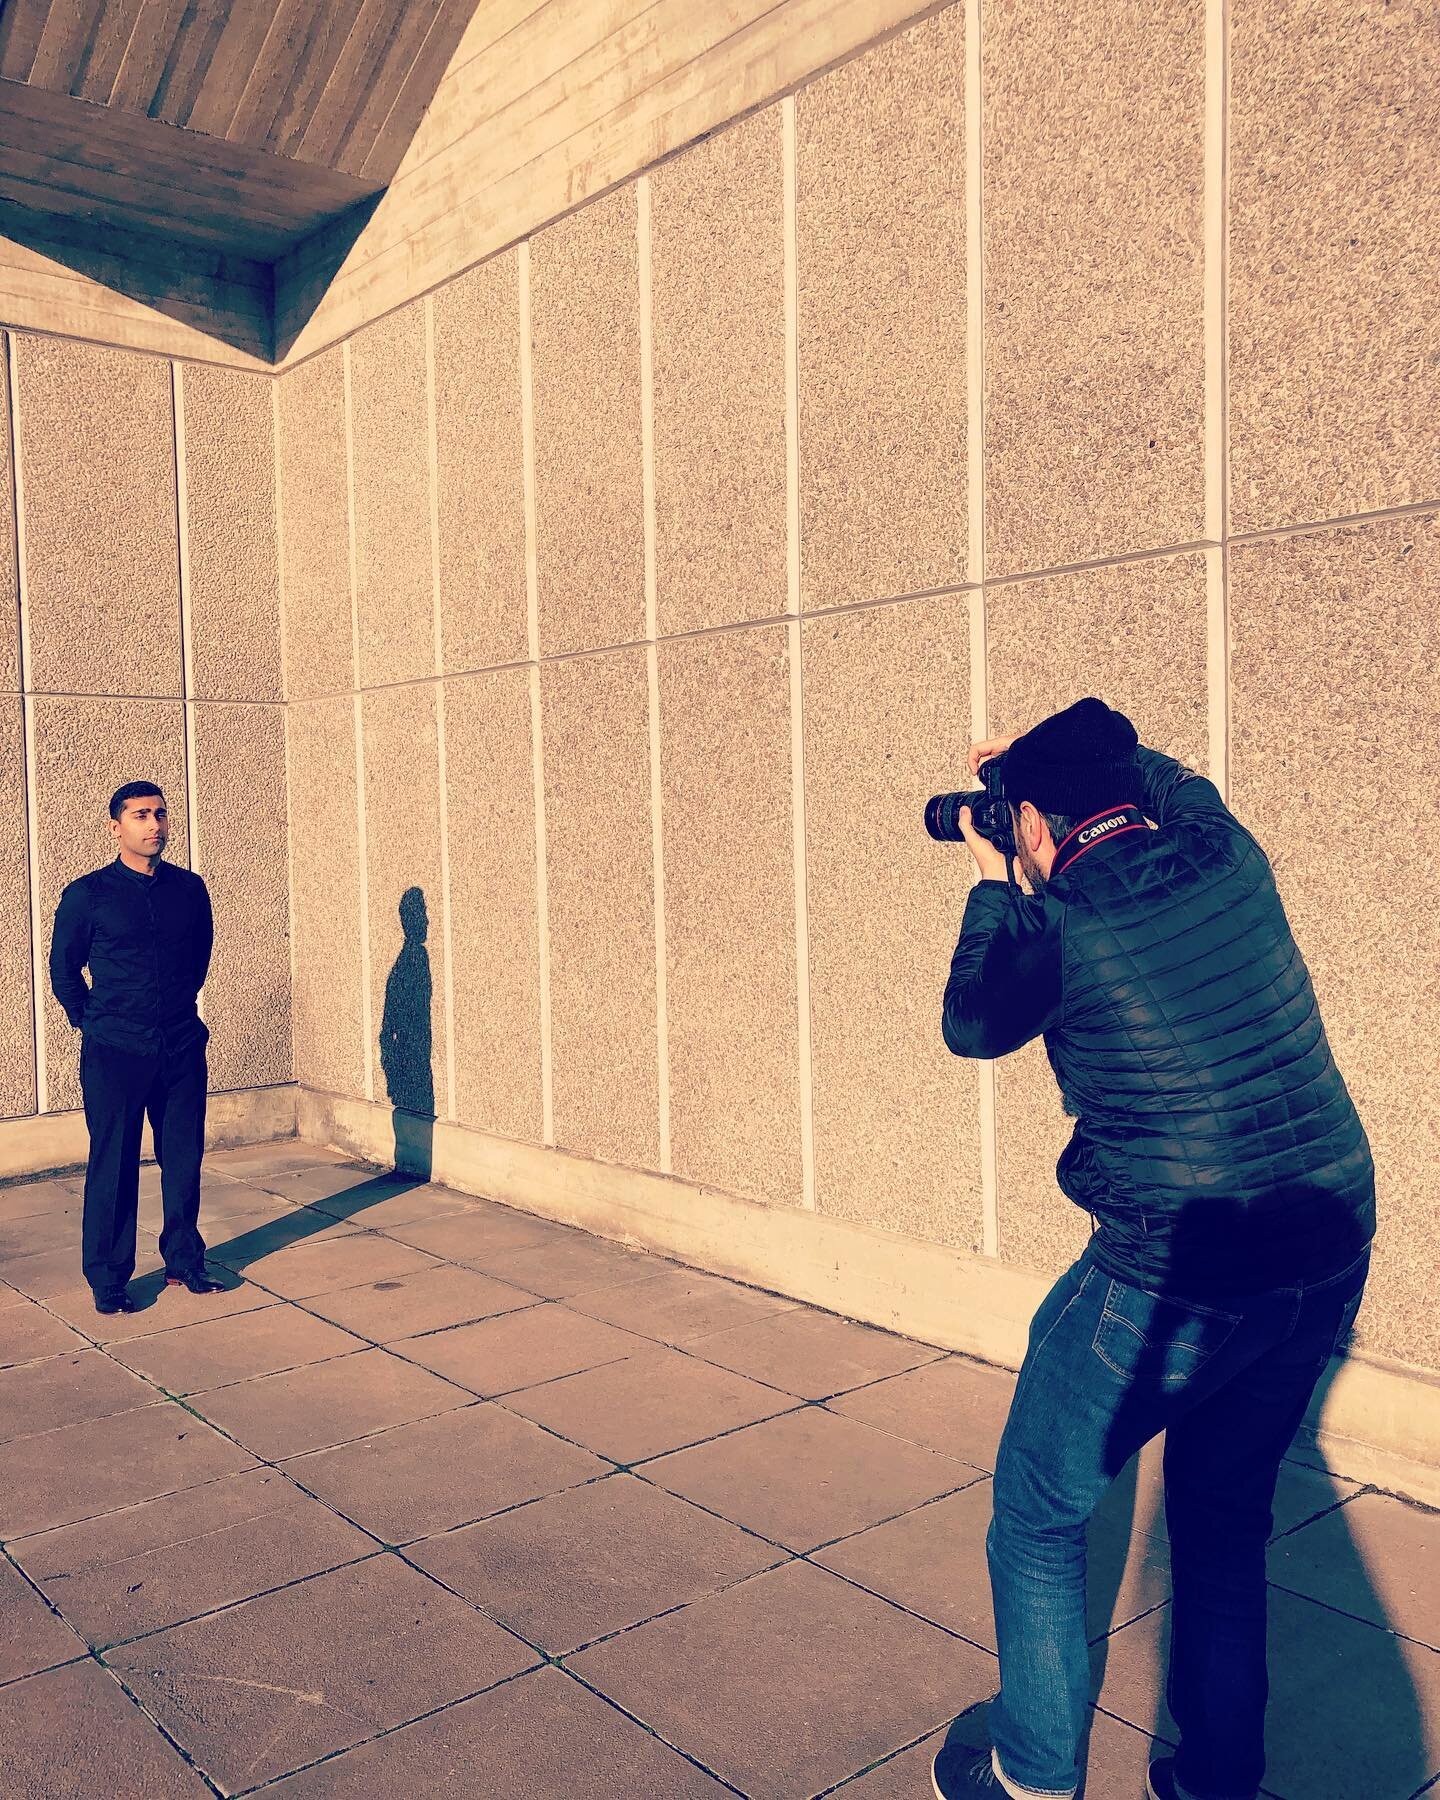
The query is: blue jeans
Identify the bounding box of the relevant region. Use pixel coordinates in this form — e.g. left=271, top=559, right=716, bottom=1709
left=986, top=1243, right=1369, bottom=1799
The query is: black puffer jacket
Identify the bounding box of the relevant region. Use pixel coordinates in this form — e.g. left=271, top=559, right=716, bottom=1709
left=943, top=748, right=1375, bottom=1296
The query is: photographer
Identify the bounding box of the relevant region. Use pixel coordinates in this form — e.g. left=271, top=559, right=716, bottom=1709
left=927, top=700, right=1375, bottom=1800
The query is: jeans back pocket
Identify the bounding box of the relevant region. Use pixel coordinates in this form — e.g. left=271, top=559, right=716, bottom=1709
left=1091, top=1278, right=1241, bottom=1389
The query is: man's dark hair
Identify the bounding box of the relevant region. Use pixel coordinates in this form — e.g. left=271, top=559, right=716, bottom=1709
left=109, top=781, right=166, bottom=821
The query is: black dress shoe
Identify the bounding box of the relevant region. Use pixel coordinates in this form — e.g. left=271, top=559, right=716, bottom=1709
left=165, top=1268, right=229, bottom=1295
left=94, top=1291, right=138, bottom=1315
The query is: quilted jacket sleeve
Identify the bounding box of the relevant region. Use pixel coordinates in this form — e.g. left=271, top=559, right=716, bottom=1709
left=1136, top=745, right=1234, bottom=826
left=942, top=881, right=1063, bottom=1059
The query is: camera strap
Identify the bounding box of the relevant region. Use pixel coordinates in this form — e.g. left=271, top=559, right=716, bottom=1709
left=1050, top=803, right=1147, bottom=878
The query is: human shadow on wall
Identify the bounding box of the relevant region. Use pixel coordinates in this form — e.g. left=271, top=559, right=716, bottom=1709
left=177, top=888, right=436, bottom=1290
left=378, top=885, right=435, bottom=1182
left=1084, top=1197, right=1427, bottom=1800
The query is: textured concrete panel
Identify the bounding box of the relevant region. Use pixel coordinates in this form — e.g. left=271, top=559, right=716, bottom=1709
left=531, top=187, right=645, bottom=656
left=983, top=0, right=1206, bottom=576
left=542, top=648, right=659, bottom=1168
left=1231, top=515, right=1440, bottom=1365
left=181, top=366, right=281, bottom=702
left=797, top=9, right=966, bottom=607
left=17, top=336, right=180, bottom=698
left=803, top=595, right=981, bottom=1248
left=32, top=698, right=187, bottom=1113
left=444, top=667, right=543, bottom=1143
left=0, top=339, right=17, bottom=695
left=434, top=253, right=528, bottom=673
left=351, top=301, right=434, bottom=689
left=287, top=697, right=365, bottom=1099
left=659, top=627, right=800, bottom=1204
left=363, top=684, right=447, bottom=1121
left=1229, top=0, right=1440, bottom=531
left=191, top=703, right=291, bottom=1092
left=651, top=110, right=786, bottom=635
left=0, top=699, right=34, bottom=1117
left=985, top=553, right=1210, bottom=1276
left=276, top=348, right=351, bottom=701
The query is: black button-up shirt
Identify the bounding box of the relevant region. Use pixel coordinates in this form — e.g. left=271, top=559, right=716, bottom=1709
left=49, top=858, right=213, bottom=1057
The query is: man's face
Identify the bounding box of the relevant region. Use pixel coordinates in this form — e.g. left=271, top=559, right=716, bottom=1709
left=111, top=796, right=169, bottom=860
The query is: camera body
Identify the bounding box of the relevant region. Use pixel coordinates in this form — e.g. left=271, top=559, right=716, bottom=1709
left=924, top=753, right=1016, bottom=858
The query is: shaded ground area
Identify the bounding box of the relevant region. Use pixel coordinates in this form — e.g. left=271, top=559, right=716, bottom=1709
left=1, top=1143, right=1436, bottom=1798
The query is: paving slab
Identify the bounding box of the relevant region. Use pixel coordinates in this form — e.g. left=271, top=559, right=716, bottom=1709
left=203, top=1142, right=351, bottom=1182
left=410, top=1471, right=783, bottom=1653
left=0, top=1177, right=79, bottom=1224
left=685, top=1305, right=946, bottom=1400
left=0, top=1292, right=89, bottom=1367
left=499, top=1343, right=793, bottom=1463
left=108, top=1303, right=361, bottom=1395
left=216, top=1231, right=441, bottom=1299
left=1, top=1400, right=255, bottom=1539
left=1097, top=1585, right=1440, bottom=1799
left=567, top=1265, right=801, bottom=1345
left=569, top=1558, right=997, bottom=1798
left=382, top=1202, right=578, bottom=1264
left=470, top=1231, right=673, bottom=1300
left=265, top=1663, right=732, bottom=1797
left=1, top=1242, right=162, bottom=1301
left=394, top=1300, right=648, bottom=1396
left=107, top=1553, right=539, bottom=1794
left=300, top=1262, right=535, bottom=1343
left=12, top=1467, right=375, bottom=1648
left=282, top=1401, right=609, bottom=1542
left=0, top=1347, right=160, bottom=1442
left=0, top=1659, right=209, bottom=1798
left=0, top=1204, right=84, bottom=1259
left=191, top=1346, right=470, bottom=1460
left=826, top=1355, right=1017, bottom=1471
left=282, top=1169, right=479, bottom=1226
left=0, top=1553, right=86, bottom=1682
left=648, top=1405, right=984, bottom=1552
left=1270, top=1491, right=1440, bottom=1650
left=815, top=1479, right=1173, bottom=1651
left=45, top=1272, right=273, bottom=1343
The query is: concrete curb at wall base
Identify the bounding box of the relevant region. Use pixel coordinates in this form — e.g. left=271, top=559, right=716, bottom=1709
left=0, top=1082, right=298, bottom=1181
left=298, top=1085, right=1440, bottom=1509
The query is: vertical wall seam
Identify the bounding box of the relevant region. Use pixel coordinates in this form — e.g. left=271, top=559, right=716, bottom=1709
left=1205, top=0, right=1231, bottom=800
left=343, top=343, right=375, bottom=1104
left=783, top=94, right=817, bottom=1213
left=172, top=362, right=203, bottom=1025
left=638, top=174, right=672, bottom=1171
left=425, top=296, right=458, bottom=1124
left=519, top=241, right=554, bottom=1145
left=8, top=333, right=44, bottom=1115
left=271, top=378, right=300, bottom=1086
left=966, top=0, right=999, bottom=1260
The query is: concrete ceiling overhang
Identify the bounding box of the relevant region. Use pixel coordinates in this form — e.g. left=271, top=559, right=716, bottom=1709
left=0, top=0, right=482, bottom=359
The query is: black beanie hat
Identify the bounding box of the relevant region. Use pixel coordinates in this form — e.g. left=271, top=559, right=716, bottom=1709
left=1000, top=698, right=1142, bottom=819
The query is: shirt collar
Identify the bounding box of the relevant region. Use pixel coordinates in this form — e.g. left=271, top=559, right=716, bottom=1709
left=112, top=855, right=167, bottom=884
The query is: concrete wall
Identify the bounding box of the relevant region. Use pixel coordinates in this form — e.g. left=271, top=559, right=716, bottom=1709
left=0, top=332, right=292, bottom=1130
left=273, top=0, right=1438, bottom=1384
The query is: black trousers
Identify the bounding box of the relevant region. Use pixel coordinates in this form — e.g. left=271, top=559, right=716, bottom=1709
left=80, top=1036, right=208, bottom=1297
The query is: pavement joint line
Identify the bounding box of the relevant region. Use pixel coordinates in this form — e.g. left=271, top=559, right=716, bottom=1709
left=550, top=1660, right=750, bottom=1798
left=222, top=1661, right=548, bottom=1799
left=90, top=1645, right=228, bottom=1798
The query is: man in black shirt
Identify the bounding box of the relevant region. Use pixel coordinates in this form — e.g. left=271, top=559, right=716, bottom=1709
left=49, top=781, right=228, bottom=1314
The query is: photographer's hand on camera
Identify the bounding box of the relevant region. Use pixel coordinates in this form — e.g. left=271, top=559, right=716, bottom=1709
left=967, top=735, right=1016, bottom=779
left=958, top=803, right=1012, bottom=885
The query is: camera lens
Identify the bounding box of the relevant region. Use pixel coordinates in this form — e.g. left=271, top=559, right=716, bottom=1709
left=924, top=792, right=972, bottom=842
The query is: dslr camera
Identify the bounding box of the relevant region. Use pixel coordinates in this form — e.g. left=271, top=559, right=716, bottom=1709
left=924, top=753, right=1015, bottom=859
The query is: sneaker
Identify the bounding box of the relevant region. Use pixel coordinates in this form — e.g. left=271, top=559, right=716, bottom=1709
left=932, top=1743, right=1007, bottom=1799
left=1147, top=1757, right=1254, bottom=1800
